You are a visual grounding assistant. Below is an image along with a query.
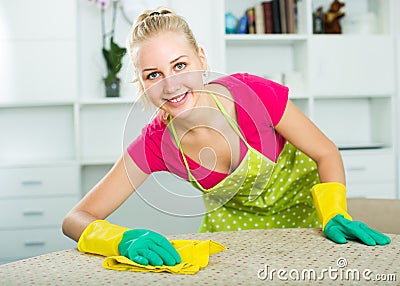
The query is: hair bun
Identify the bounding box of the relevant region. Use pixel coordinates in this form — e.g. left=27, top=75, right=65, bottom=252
left=149, top=7, right=174, bottom=16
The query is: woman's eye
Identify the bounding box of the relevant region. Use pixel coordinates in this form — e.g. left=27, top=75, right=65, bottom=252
left=175, top=63, right=186, bottom=70
left=147, top=72, right=159, bottom=80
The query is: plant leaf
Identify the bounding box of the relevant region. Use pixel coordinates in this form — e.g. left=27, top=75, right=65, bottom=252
left=102, top=37, right=127, bottom=84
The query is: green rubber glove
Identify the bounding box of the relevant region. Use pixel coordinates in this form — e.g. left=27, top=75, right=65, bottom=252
left=118, top=229, right=181, bottom=266
left=324, top=214, right=391, bottom=246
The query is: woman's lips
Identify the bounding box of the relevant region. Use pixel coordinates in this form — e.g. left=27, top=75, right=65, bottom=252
left=166, top=91, right=189, bottom=105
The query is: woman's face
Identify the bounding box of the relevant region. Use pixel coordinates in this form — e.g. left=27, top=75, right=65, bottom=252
left=135, top=31, right=207, bottom=118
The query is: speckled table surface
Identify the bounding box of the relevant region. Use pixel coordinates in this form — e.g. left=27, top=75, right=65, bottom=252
left=0, top=228, right=399, bottom=285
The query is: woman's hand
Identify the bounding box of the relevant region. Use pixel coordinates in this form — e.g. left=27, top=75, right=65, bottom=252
left=118, top=229, right=181, bottom=266
left=324, top=214, right=391, bottom=246
left=312, top=182, right=391, bottom=246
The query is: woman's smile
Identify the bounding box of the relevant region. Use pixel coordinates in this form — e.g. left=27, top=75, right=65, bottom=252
left=165, top=90, right=189, bottom=106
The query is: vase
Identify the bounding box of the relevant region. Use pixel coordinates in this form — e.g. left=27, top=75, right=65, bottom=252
left=104, top=77, right=120, bottom=97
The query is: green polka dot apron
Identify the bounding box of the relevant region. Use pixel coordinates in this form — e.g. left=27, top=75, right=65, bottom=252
left=170, top=92, right=321, bottom=232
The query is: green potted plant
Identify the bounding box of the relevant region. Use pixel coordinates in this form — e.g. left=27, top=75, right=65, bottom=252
left=102, top=36, right=126, bottom=97
left=94, top=0, right=127, bottom=97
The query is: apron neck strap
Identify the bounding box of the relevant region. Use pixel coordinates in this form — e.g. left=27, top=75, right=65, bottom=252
left=169, top=115, right=201, bottom=187
left=207, top=91, right=250, bottom=149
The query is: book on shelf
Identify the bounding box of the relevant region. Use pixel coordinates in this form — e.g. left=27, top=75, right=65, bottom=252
left=279, top=0, right=287, bottom=33
left=254, top=3, right=265, bottom=34
left=286, top=0, right=296, bottom=33
left=262, top=1, right=273, bottom=34
left=271, top=0, right=282, bottom=33
left=246, top=7, right=256, bottom=34
left=229, top=0, right=297, bottom=35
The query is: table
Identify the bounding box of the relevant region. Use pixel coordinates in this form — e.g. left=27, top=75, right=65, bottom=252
left=0, top=228, right=398, bottom=285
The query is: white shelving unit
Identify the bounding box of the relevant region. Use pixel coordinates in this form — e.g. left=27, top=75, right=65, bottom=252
left=221, top=0, right=398, bottom=199
left=395, top=0, right=400, bottom=201
left=0, top=0, right=80, bottom=264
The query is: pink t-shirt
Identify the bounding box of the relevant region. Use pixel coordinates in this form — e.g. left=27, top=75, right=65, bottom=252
left=127, top=73, right=288, bottom=189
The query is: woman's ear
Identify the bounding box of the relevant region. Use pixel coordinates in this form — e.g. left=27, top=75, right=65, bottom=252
left=198, top=47, right=208, bottom=70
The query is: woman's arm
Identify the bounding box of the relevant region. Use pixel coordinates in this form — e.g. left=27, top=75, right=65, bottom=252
left=274, top=100, right=345, bottom=185
left=62, top=152, right=149, bottom=242
left=274, top=101, right=391, bottom=246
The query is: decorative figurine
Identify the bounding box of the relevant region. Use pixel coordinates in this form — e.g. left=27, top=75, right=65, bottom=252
left=324, top=0, right=345, bottom=34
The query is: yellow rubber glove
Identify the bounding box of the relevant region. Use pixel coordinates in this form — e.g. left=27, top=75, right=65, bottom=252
left=78, top=220, right=182, bottom=266
left=78, top=220, right=130, bottom=257
left=311, top=182, right=352, bottom=230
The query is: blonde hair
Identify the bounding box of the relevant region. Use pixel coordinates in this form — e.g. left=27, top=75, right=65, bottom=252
left=127, top=7, right=200, bottom=107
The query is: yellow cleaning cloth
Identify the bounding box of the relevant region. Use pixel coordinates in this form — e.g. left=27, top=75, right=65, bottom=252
left=102, top=239, right=227, bottom=275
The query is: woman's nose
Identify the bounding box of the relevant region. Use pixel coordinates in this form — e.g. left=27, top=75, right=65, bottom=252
left=163, top=74, right=181, bottom=94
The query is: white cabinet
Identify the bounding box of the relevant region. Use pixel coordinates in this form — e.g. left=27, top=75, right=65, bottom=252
left=0, top=166, right=79, bottom=264
left=309, top=36, right=395, bottom=96
left=79, top=102, right=134, bottom=164
left=0, top=166, right=79, bottom=198
left=0, top=197, right=79, bottom=228
left=342, top=151, right=396, bottom=198
left=0, top=228, right=75, bottom=264
left=0, top=105, right=76, bottom=164
left=220, top=0, right=398, bottom=198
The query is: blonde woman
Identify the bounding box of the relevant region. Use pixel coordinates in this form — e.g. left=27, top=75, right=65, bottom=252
left=62, top=7, right=390, bottom=267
